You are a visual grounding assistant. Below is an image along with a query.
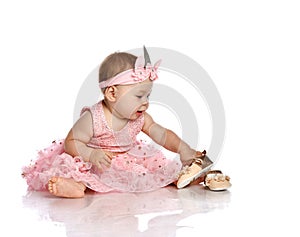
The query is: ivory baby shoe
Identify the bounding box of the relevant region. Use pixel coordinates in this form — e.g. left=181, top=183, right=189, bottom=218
left=204, top=170, right=231, bottom=191
left=177, top=150, right=213, bottom=189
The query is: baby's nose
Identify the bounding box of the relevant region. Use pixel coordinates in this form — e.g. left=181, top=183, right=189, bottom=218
left=141, top=98, right=149, bottom=105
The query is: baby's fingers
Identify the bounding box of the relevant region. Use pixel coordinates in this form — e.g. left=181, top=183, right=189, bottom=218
left=194, top=150, right=206, bottom=158
left=95, top=162, right=104, bottom=173
left=182, top=159, right=193, bottom=166
left=101, top=155, right=112, bottom=167
left=95, top=159, right=110, bottom=172
left=105, top=151, right=114, bottom=159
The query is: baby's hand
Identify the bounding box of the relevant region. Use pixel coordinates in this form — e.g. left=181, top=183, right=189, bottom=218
left=180, top=150, right=205, bottom=166
left=89, top=149, right=113, bottom=172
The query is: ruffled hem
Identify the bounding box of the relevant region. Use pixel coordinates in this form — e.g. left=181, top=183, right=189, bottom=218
left=22, top=140, right=182, bottom=193
left=99, top=146, right=182, bottom=192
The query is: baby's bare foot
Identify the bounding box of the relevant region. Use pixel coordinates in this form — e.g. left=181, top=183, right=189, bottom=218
left=48, top=177, right=86, bottom=198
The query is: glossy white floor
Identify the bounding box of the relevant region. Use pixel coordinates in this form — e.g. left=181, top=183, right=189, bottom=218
left=19, top=183, right=231, bottom=236
left=2, top=162, right=299, bottom=237
left=6, top=175, right=231, bottom=237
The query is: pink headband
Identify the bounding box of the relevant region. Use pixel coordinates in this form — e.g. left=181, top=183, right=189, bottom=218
left=99, top=49, right=161, bottom=89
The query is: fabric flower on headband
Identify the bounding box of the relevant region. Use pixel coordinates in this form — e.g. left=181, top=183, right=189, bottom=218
left=131, top=55, right=161, bottom=82
left=99, top=46, right=162, bottom=89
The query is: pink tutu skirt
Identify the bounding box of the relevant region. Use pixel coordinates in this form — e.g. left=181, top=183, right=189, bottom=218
left=22, top=140, right=182, bottom=193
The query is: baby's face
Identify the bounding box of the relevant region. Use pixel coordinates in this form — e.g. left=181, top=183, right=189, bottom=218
left=114, top=79, right=153, bottom=120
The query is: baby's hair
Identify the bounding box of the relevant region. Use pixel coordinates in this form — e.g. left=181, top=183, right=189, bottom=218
left=99, top=52, right=137, bottom=86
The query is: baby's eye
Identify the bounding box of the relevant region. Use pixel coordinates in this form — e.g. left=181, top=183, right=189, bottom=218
left=136, top=95, right=143, bottom=99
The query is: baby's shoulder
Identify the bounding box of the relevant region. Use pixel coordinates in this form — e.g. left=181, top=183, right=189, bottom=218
left=76, top=110, right=93, bottom=127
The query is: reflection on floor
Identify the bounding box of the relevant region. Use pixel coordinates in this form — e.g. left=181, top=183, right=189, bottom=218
left=19, top=185, right=231, bottom=236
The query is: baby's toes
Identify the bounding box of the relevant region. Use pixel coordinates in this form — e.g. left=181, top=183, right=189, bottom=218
left=48, top=177, right=58, bottom=194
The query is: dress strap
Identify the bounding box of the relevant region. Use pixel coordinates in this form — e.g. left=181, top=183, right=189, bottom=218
left=80, top=101, right=103, bottom=137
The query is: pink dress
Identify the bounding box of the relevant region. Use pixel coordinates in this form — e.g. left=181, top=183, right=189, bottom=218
left=22, top=101, right=182, bottom=193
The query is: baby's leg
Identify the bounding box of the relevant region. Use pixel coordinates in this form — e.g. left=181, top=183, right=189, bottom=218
left=48, top=177, right=86, bottom=198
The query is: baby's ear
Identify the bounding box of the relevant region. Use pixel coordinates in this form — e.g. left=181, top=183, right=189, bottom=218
left=104, top=86, right=118, bottom=102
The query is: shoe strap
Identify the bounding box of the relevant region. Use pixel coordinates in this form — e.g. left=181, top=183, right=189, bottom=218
left=193, top=157, right=203, bottom=166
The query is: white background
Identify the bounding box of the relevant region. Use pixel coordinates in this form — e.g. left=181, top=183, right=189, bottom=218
left=1, top=0, right=299, bottom=235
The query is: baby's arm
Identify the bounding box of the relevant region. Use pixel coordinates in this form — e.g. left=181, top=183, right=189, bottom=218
left=64, top=111, right=112, bottom=171
left=142, top=112, right=197, bottom=166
